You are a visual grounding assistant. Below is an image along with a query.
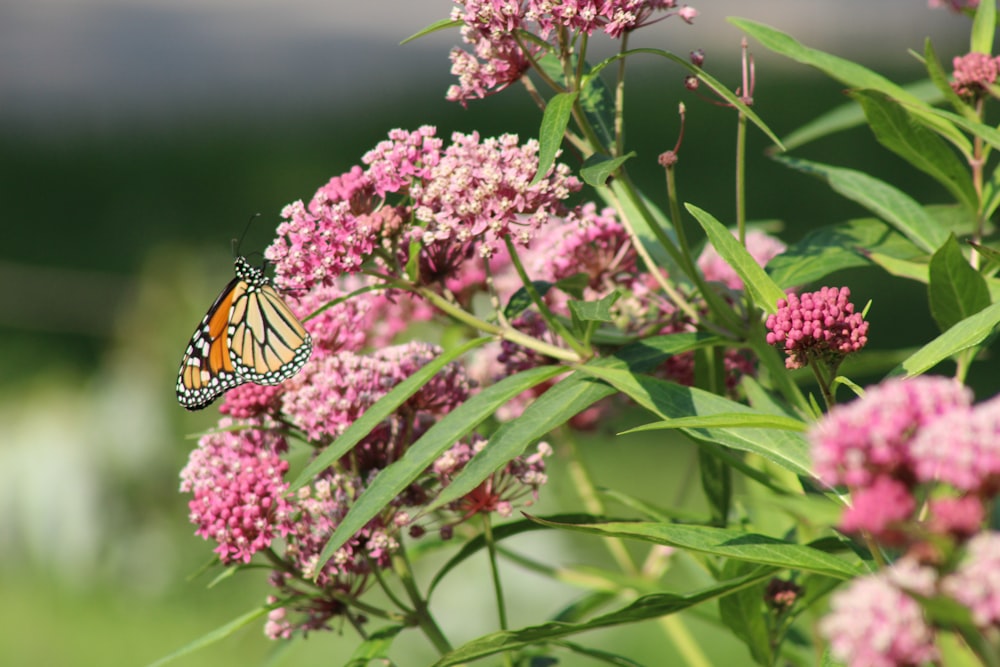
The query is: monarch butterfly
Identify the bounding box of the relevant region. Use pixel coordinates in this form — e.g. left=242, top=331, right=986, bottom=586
left=176, top=255, right=313, bottom=410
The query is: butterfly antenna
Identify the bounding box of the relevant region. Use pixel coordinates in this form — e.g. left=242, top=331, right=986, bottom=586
left=232, top=213, right=262, bottom=258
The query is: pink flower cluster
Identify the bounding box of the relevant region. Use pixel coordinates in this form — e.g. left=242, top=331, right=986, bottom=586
left=179, top=425, right=291, bottom=564
left=265, top=126, right=581, bottom=290
left=951, top=51, right=1000, bottom=97
left=765, top=286, right=869, bottom=370
left=820, top=562, right=938, bottom=667
left=929, top=0, right=979, bottom=12
left=447, top=0, right=697, bottom=102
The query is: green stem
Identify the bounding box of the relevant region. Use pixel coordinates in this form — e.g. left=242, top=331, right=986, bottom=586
left=482, top=515, right=509, bottom=631
left=393, top=545, right=453, bottom=654
left=614, top=32, right=629, bottom=157
left=735, top=112, right=747, bottom=245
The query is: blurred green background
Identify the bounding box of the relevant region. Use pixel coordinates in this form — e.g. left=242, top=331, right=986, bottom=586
left=0, top=2, right=985, bottom=665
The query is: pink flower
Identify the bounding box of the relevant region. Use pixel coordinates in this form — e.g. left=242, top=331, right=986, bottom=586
left=910, top=394, right=1000, bottom=494
left=287, top=282, right=371, bottom=359
left=809, top=376, right=972, bottom=488
left=929, top=0, right=980, bottom=12
left=928, top=496, right=985, bottom=540
left=765, top=286, right=869, bottom=370
left=179, top=425, right=291, bottom=564
left=942, top=531, right=1000, bottom=627
left=697, top=229, right=786, bottom=291
left=838, top=476, right=915, bottom=543
left=446, top=27, right=531, bottom=103
left=219, top=384, right=285, bottom=420
left=820, top=571, right=938, bottom=667
left=409, top=130, right=581, bottom=257
left=362, top=126, right=442, bottom=197
left=951, top=51, right=1000, bottom=97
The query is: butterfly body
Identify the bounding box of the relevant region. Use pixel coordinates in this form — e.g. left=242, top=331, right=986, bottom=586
left=176, top=256, right=312, bottom=410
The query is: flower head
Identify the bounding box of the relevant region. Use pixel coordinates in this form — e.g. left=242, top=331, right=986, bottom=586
left=809, top=376, right=972, bottom=488
left=765, top=286, right=869, bottom=370
left=179, top=425, right=291, bottom=564
left=910, top=393, right=1000, bottom=495
left=951, top=51, right=1000, bottom=98
left=819, top=571, right=938, bottom=667
left=942, top=531, right=1000, bottom=628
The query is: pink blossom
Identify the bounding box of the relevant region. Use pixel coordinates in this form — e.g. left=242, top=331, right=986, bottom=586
left=287, top=282, right=371, bottom=359
left=820, top=572, right=938, bottom=667
left=929, top=0, right=980, bottom=12
left=809, top=376, right=972, bottom=488
left=951, top=51, right=1000, bottom=97
left=446, top=27, right=531, bottom=103
left=219, top=384, right=284, bottom=420
left=179, top=425, right=291, bottom=564
left=765, top=286, right=869, bottom=370
left=409, top=130, right=581, bottom=257
left=928, top=495, right=985, bottom=540
left=942, top=531, right=1000, bottom=627
left=838, top=476, right=914, bottom=543
left=362, top=126, right=442, bottom=197
left=697, top=228, right=786, bottom=291
left=910, top=393, right=1000, bottom=494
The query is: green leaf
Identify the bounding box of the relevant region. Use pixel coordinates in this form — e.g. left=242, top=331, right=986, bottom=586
left=851, top=90, right=977, bottom=212
left=288, top=336, right=491, bottom=492
left=427, top=333, right=723, bottom=512
left=732, top=18, right=961, bottom=144
left=576, top=365, right=814, bottom=478
left=775, top=156, right=949, bottom=253
left=580, top=152, right=636, bottom=187
left=777, top=79, right=945, bottom=152
left=924, top=39, right=976, bottom=120
left=766, top=218, right=920, bottom=289
left=620, top=413, right=808, bottom=435
left=533, top=92, right=578, bottom=186
left=699, top=447, right=732, bottom=525
left=314, top=364, right=565, bottom=572
left=144, top=604, right=277, bottom=667
left=556, top=641, right=645, bottom=666
left=427, top=513, right=606, bottom=595
left=971, top=0, right=997, bottom=55
left=554, top=272, right=590, bottom=299
left=686, top=205, right=787, bottom=313
left=430, top=568, right=777, bottom=666
left=505, top=280, right=555, bottom=319
left=928, top=234, right=990, bottom=332
left=530, top=517, right=865, bottom=578
left=345, top=626, right=405, bottom=667
left=893, top=299, right=1000, bottom=376
left=399, top=18, right=462, bottom=45
left=718, top=561, right=772, bottom=666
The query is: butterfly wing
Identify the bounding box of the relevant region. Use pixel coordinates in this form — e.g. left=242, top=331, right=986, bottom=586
left=228, top=282, right=313, bottom=384
left=176, top=277, right=248, bottom=410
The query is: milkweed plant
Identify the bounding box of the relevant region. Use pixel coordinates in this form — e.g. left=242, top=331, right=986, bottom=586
left=166, top=1, right=1000, bottom=665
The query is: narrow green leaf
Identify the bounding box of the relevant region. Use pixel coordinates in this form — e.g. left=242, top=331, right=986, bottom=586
left=777, top=79, right=946, bottom=152
left=924, top=39, right=977, bottom=120
left=893, top=300, right=1000, bottom=376
left=288, top=336, right=492, bottom=492
left=775, top=156, right=949, bottom=253
left=851, top=90, right=977, bottom=211
left=699, top=447, right=732, bottom=525
left=532, top=92, right=578, bottom=186
left=554, top=272, right=590, bottom=299
left=314, top=364, right=565, bottom=571
left=620, top=413, right=808, bottom=435
left=867, top=252, right=929, bottom=284
left=921, top=105, right=1000, bottom=154
left=928, top=234, right=990, bottom=332
left=505, top=280, right=554, bottom=319
left=765, top=218, right=920, bottom=289
left=145, top=604, right=276, bottom=667
left=580, top=152, right=636, bottom=187
left=556, top=641, right=645, bottom=666
left=431, top=568, right=777, bottom=666
left=530, top=517, right=865, bottom=578
left=577, top=365, right=814, bottom=478
left=732, top=18, right=960, bottom=143
left=971, top=0, right=997, bottom=55
left=427, top=513, right=606, bottom=595
left=345, top=626, right=405, bottom=667
left=400, top=18, right=462, bottom=45
left=686, top=205, right=787, bottom=313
